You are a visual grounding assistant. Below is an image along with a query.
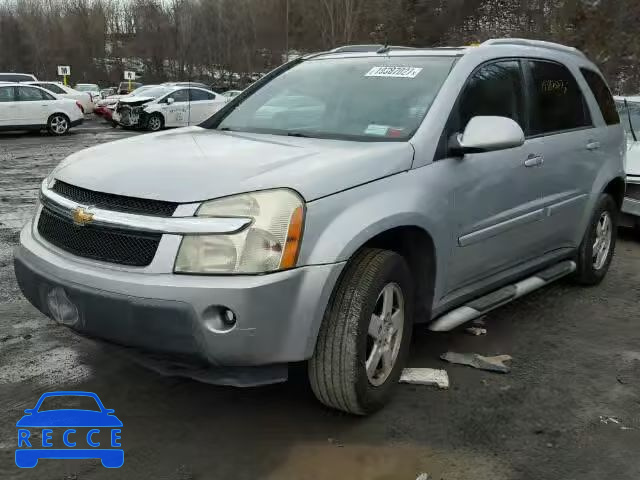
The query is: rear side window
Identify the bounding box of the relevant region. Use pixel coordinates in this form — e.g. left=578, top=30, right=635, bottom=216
left=456, top=60, right=525, bottom=132
left=189, top=89, right=215, bottom=101
left=40, top=83, right=65, bottom=94
left=527, top=60, right=591, bottom=135
left=580, top=68, right=620, bottom=125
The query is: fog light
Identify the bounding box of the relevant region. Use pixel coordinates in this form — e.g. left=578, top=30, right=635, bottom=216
left=222, top=308, right=237, bottom=326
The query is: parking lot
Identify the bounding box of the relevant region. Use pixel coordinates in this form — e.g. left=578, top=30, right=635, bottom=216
left=1, top=118, right=639, bottom=480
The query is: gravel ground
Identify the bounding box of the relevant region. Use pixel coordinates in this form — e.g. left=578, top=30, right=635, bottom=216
left=0, top=118, right=639, bottom=480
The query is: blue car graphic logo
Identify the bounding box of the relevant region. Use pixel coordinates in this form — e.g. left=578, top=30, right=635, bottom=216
left=16, top=391, right=123, bottom=468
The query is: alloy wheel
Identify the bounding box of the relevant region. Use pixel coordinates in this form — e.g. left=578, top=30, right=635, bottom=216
left=365, top=283, right=404, bottom=386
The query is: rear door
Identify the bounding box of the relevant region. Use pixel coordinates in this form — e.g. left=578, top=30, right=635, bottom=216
left=0, top=85, right=17, bottom=126
left=522, top=60, right=603, bottom=250
left=443, top=60, right=551, bottom=292
left=187, top=88, right=221, bottom=125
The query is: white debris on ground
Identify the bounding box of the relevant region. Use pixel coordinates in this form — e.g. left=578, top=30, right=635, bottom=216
left=400, top=368, right=450, bottom=389
left=441, top=352, right=512, bottom=373
left=416, top=473, right=430, bottom=480
left=599, top=416, right=634, bottom=430
left=466, top=326, right=487, bottom=336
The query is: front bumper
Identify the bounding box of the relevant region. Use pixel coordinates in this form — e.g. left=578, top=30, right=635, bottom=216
left=15, top=222, right=344, bottom=372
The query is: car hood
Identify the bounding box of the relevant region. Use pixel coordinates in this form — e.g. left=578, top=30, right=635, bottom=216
left=53, top=127, right=414, bottom=203
left=626, top=141, right=640, bottom=175
left=16, top=410, right=123, bottom=427
left=118, top=96, right=156, bottom=105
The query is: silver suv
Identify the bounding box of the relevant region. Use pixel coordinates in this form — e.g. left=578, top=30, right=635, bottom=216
left=15, top=39, right=625, bottom=414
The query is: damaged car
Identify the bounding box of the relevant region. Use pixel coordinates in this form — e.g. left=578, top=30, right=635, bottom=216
left=113, top=86, right=226, bottom=131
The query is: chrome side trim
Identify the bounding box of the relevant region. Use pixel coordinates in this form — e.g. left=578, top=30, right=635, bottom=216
left=40, top=183, right=251, bottom=235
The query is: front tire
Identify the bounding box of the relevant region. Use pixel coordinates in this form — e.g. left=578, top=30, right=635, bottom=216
left=47, top=114, right=70, bottom=135
left=146, top=113, right=164, bottom=132
left=309, top=249, right=414, bottom=415
left=573, top=193, right=618, bottom=285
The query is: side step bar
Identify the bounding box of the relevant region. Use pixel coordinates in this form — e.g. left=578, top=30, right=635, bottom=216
left=429, top=260, right=576, bottom=332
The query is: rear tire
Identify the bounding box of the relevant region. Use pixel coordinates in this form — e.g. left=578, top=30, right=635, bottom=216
left=573, top=193, right=618, bottom=285
left=309, top=249, right=414, bottom=415
left=47, top=113, right=70, bottom=135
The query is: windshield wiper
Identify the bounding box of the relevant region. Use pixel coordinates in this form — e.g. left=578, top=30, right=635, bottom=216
left=287, top=132, right=312, bottom=138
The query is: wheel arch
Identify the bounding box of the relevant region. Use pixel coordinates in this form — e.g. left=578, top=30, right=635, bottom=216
left=334, top=225, right=437, bottom=323
left=603, top=176, right=625, bottom=211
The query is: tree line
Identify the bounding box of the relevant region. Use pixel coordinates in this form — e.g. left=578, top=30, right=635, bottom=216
left=0, top=0, right=638, bottom=93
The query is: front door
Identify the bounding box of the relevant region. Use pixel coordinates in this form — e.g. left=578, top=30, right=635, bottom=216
left=16, top=86, right=49, bottom=125
left=443, top=60, right=550, bottom=293
left=163, top=89, right=189, bottom=127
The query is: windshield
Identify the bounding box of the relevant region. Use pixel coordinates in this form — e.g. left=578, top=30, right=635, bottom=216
left=129, top=86, right=169, bottom=98
left=216, top=56, right=456, bottom=141
left=616, top=99, right=640, bottom=141
left=75, top=84, right=98, bottom=92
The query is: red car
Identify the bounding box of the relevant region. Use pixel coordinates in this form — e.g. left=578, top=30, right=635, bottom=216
left=94, top=105, right=114, bottom=121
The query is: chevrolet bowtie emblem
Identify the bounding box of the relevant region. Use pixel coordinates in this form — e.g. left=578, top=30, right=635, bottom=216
left=71, top=207, right=94, bottom=226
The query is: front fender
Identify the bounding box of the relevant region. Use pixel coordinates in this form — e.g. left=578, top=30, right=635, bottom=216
left=298, top=167, right=452, bottom=274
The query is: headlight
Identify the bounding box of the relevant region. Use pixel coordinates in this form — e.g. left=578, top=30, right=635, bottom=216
left=174, top=189, right=304, bottom=274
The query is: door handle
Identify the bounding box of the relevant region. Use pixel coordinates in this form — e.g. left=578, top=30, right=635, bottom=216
left=524, top=154, right=544, bottom=168
left=586, top=141, right=601, bottom=151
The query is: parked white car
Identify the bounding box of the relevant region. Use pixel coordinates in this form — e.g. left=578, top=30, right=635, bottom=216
left=74, top=83, right=101, bottom=103
left=26, top=81, right=94, bottom=114
left=615, top=96, right=640, bottom=229
left=221, top=90, right=242, bottom=101
left=0, top=83, right=83, bottom=135
left=0, top=73, right=37, bottom=82
left=112, top=86, right=226, bottom=131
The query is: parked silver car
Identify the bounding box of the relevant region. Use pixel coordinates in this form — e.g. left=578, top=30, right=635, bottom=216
left=15, top=39, right=625, bottom=414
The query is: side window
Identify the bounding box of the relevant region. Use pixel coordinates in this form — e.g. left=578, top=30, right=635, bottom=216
left=17, top=86, right=45, bottom=101
left=527, top=60, right=591, bottom=135
left=43, top=83, right=66, bottom=95
left=0, top=86, right=15, bottom=102
left=189, top=89, right=215, bottom=101
left=167, top=89, right=188, bottom=103
left=580, top=68, right=620, bottom=125
left=456, top=60, right=525, bottom=132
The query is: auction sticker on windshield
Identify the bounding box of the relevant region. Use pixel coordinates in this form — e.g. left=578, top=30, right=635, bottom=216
left=365, top=66, right=423, bottom=78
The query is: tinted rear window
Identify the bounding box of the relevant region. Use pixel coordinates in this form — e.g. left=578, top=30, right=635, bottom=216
left=581, top=68, right=620, bottom=125
left=527, top=60, right=591, bottom=136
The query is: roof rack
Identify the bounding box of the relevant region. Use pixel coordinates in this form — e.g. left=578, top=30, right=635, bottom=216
left=330, top=44, right=415, bottom=53
left=482, top=38, right=586, bottom=58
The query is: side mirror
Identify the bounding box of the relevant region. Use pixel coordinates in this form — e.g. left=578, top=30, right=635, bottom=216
left=451, top=116, right=525, bottom=156
left=166, top=97, right=175, bottom=105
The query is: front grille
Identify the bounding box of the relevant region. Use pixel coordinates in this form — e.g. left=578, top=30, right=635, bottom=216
left=52, top=181, right=178, bottom=217
left=626, top=183, right=640, bottom=201
left=37, top=207, right=161, bottom=267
